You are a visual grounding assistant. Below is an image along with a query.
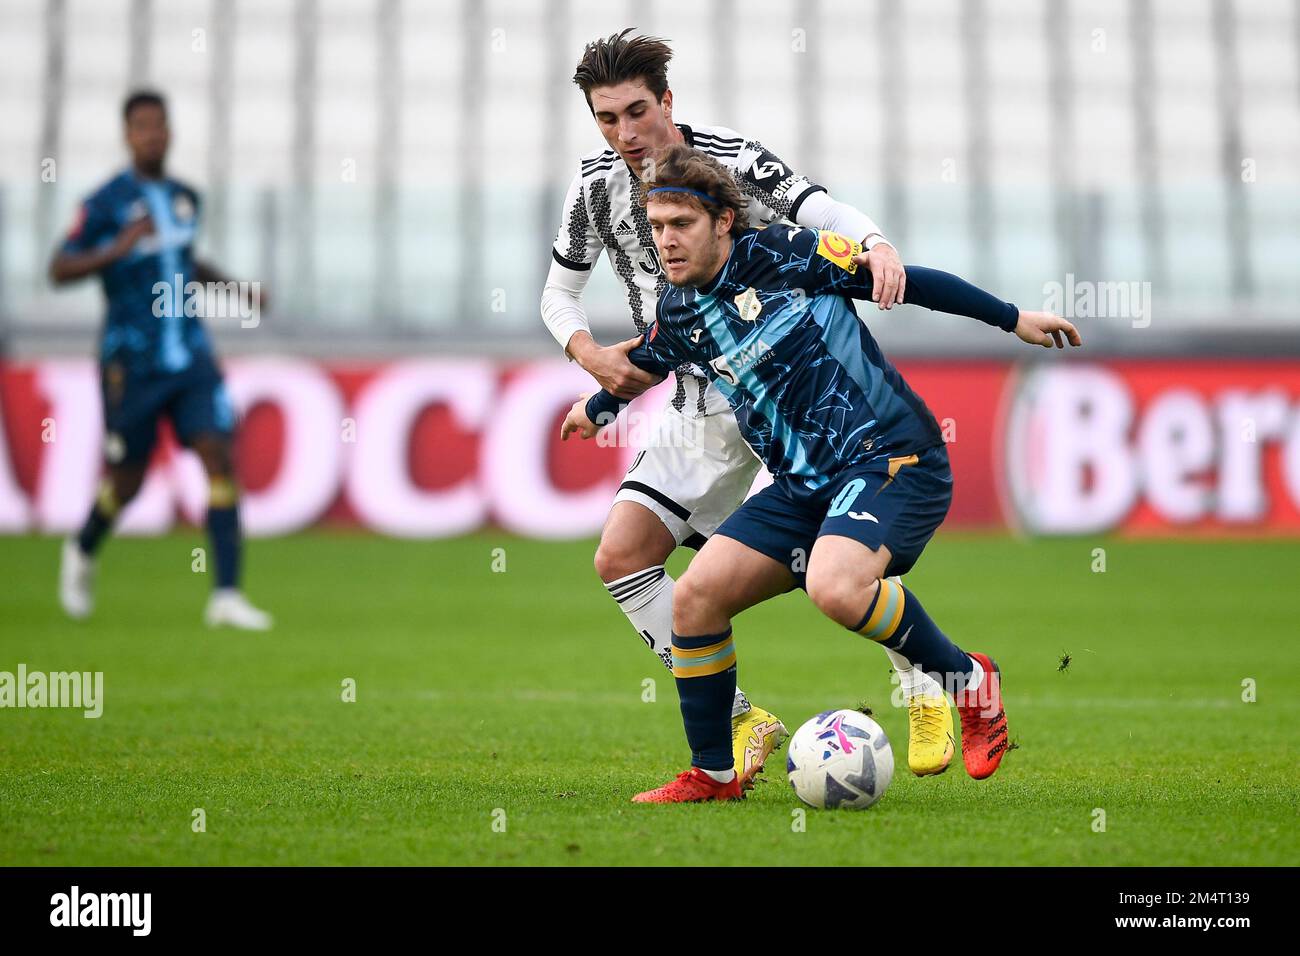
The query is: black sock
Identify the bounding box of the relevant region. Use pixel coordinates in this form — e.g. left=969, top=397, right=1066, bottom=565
left=672, top=628, right=738, bottom=772
left=853, top=578, right=975, bottom=693
left=206, top=505, right=241, bottom=589
left=76, top=504, right=115, bottom=556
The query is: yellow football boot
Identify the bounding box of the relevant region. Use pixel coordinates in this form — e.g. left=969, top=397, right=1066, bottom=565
left=907, top=692, right=956, bottom=776
left=732, top=706, right=788, bottom=789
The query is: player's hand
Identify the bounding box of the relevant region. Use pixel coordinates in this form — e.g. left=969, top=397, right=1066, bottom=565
left=560, top=396, right=599, bottom=441
left=1014, top=310, right=1083, bottom=349
left=852, top=242, right=906, bottom=309
left=111, top=216, right=155, bottom=259
left=576, top=334, right=656, bottom=400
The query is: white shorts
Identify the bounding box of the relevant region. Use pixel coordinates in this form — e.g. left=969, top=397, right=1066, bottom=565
left=612, top=404, right=763, bottom=547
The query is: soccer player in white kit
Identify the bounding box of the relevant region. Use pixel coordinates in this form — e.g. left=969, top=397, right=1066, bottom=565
left=540, top=30, right=955, bottom=783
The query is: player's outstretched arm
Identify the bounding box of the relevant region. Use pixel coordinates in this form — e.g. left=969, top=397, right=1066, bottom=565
left=888, top=264, right=1022, bottom=331
left=767, top=229, right=988, bottom=327
left=797, top=235, right=1063, bottom=339
left=899, top=266, right=1080, bottom=348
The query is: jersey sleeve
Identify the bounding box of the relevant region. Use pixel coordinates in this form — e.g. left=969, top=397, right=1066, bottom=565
left=583, top=313, right=682, bottom=424
left=627, top=317, right=682, bottom=377
left=791, top=189, right=890, bottom=250
left=60, top=191, right=117, bottom=255
left=550, top=171, right=603, bottom=272
left=757, top=225, right=1019, bottom=331
left=541, top=259, right=594, bottom=355
left=896, top=265, right=1020, bottom=331
left=756, top=224, right=868, bottom=295
left=732, top=138, right=827, bottom=223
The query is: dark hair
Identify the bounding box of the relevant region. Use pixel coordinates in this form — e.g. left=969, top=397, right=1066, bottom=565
left=573, top=28, right=673, bottom=110
left=123, top=90, right=167, bottom=122
left=640, top=143, right=750, bottom=239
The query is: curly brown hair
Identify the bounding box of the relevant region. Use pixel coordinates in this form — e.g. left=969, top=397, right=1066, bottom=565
left=639, top=143, right=750, bottom=239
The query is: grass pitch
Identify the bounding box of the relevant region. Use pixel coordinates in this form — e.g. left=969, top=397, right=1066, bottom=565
left=0, top=531, right=1296, bottom=866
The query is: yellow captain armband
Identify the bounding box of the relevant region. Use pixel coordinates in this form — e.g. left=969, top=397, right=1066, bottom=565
left=814, top=230, right=864, bottom=274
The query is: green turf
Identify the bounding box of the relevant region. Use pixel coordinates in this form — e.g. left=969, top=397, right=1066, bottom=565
left=0, top=531, right=1296, bottom=866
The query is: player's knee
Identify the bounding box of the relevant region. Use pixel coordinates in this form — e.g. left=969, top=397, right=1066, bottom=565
left=672, top=571, right=723, bottom=633
left=594, top=534, right=654, bottom=583
left=809, top=571, right=879, bottom=629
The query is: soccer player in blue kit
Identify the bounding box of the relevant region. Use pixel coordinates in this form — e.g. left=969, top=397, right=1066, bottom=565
left=562, top=145, right=1081, bottom=802
left=52, top=91, right=271, bottom=630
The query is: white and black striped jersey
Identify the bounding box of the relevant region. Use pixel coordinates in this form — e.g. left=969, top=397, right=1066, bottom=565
left=546, top=123, right=886, bottom=418
left=543, top=122, right=889, bottom=416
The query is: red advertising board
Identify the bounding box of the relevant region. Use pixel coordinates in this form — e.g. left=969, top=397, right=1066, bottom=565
left=2, top=358, right=1298, bottom=537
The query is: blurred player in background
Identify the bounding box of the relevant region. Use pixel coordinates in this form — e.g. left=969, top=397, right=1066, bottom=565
left=562, top=145, right=1082, bottom=802
left=50, top=90, right=271, bottom=631
left=540, top=29, right=954, bottom=785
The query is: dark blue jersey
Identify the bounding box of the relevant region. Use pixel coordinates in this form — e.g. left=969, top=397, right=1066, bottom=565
left=61, top=171, right=212, bottom=375
left=587, top=224, right=1019, bottom=493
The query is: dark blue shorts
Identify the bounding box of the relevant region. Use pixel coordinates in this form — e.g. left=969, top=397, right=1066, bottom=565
left=100, top=358, right=236, bottom=465
left=713, top=443, right=953, bottom=586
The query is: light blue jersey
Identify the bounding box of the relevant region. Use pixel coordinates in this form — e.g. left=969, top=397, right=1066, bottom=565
left=62, top=171, right=210, bottom=375
left=588, top=224, right=1019, bottom=494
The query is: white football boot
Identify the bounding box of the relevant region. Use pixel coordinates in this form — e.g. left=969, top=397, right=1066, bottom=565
left=204, top=589, right=273, bottom=631
left=59, top=537, right=96, bottom=620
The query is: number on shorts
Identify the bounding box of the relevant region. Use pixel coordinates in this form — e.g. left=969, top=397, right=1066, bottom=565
left=827, top=478, right=867, bottom=517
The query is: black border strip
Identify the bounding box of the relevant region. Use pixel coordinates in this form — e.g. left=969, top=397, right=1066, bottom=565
left=551, top=248, right=592, bottom=271
left=618, top=480, right=692, bottom=521
left=787, top=182, right=827, bottom=222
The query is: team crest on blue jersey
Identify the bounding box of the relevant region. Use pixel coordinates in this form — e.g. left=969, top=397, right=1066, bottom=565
left=734, top=287, right=762, bottom=322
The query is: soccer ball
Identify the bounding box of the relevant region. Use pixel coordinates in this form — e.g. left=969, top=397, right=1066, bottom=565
left=786, top=709, right=894, bottom=810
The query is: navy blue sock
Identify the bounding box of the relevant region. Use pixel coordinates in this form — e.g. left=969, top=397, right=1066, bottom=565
left=206, top=505, right=241, bottom=589
left=672, top=628, right=737, bottom=772
left=76, top=503, right=115, bottom=556
left=853, top=579, right=974, bottom=693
